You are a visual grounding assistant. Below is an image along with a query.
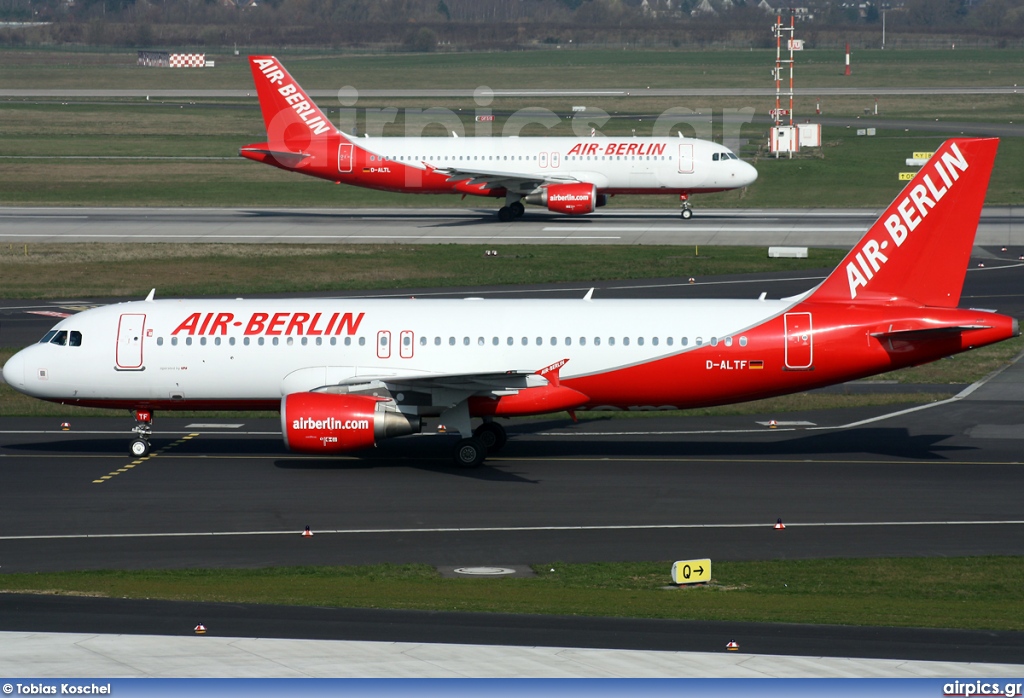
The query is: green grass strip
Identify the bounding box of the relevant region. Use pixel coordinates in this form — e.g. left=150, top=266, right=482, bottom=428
left=3, top=558, right=1023, bottom=631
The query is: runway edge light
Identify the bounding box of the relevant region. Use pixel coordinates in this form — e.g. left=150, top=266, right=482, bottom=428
left=775, top=518, right=786, bottom=530
left=726, top=640, right=739, bottom=651
left=194, top=623, right=207, bottom=635
left=302, top=525, right=313, bottom=538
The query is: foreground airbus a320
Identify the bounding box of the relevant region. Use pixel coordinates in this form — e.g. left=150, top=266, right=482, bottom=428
left=238, top=56, right=758, bottom=221
left=3, top=139, right=1016, bottom=466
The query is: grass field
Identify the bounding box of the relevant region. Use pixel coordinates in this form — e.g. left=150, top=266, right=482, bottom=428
left=1, top=47, right=1023, bottom=208
left=4, top=48, right=1024, bottom=90
left=3, top=557, right=1023, bottom=631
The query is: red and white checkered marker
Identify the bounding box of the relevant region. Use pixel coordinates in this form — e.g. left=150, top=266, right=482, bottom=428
left=726, top=640, right=739, bottom=651
left=774, top=518, right=786, bottom=530
left=301, top=526, right=313, bottom=538
left=194, top=623, right=207, bottom=634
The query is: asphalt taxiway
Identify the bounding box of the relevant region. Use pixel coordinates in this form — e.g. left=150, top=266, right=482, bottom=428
left=1, top=259, right=1022, bottom=673
left=1, top=206, right=1022, bottom=247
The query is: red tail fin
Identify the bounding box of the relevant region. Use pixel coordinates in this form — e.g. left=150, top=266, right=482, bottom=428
left=810, top=138, right=998, bottom=308
left=248, top=56, right=340, bottom=152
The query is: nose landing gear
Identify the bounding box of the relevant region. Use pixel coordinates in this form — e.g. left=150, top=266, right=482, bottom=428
left=680, top=193, right=694, bottom=220
left=129, top=408, right=153, bottom=457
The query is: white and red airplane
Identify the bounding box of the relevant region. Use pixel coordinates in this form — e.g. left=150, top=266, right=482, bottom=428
left=238, top=55, right=758, bottom=221
left=3, top=138, right=1017, bottom=466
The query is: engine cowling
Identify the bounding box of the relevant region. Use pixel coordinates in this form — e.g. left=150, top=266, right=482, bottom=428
left=281, top=392, right=420, bottom=454
left=526, top=183, right=597, bottom=215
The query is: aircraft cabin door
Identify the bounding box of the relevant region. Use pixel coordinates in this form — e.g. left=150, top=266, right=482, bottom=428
left=784, top=312, right=813, bottom=370
left=116, top=313, right=146, bottom=370
left=338, top=143, right=353, bottom=173
left=678, top=144, right=694, bottom=174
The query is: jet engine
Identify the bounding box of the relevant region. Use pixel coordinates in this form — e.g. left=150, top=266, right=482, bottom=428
left=281, top=392, right=420, bottom=454
left=525, top=183, right=602, bottom=215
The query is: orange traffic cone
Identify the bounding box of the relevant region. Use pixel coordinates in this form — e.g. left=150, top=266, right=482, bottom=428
left=302, top=526, right=313, bottom=538
left=774, top=518, right=786, bottom=530
left=726, top=640, right=739, bottom=651
left=194, top=623, right=207, bottom=634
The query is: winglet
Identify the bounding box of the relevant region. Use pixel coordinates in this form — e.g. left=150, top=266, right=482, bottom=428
left=536, top=358, right=570, bottom=387
left=809, top=138, right=998, bottom=308
left=583, top=288, right=595, bottom=301
left=145, top=289, right=155, bottom=302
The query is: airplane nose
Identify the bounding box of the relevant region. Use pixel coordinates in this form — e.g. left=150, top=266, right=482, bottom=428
left=2, top=350, right=24, bottom=390
left=741, top=161, right=758, bottom=186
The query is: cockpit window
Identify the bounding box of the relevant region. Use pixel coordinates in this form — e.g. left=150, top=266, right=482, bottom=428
left=39, top=330, right=82, bottom=346
left=712, top=153, right=720, bottom=161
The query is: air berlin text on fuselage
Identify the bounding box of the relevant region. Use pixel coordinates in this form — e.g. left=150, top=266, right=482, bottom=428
left=565, top=142, right=667, bottom=157
left=253, top=58, right=331, bottom=136
left=846, top=142, right=969, bottom=299
left=171, top=311, right=365, bottom=336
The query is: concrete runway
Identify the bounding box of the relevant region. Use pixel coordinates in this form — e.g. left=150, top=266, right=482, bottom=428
left=1, top=206, right=1023, bottom=247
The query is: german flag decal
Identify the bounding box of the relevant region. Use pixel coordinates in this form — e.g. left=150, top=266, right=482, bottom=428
left=749, top=360, right=764, bottom=370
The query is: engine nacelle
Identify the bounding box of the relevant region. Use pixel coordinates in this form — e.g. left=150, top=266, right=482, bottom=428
left=525, top=183, right=597, bottom=215
left=281, top=392, right=420, bottom=454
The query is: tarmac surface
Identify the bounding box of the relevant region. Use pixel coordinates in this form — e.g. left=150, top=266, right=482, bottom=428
left=0, top=206, right=1022, bottom=247
left=1, top=257, right=1022, bottom=676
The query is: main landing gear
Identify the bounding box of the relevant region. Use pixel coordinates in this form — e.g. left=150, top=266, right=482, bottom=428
left=497, top=198, right=525, bottom=222
left=680, top=193, right=694, bottom=220
left=129, top=408, right=153, bottom=457
left=451, top=421, right=508, bottom=468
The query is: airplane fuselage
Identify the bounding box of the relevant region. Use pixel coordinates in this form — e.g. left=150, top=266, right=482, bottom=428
left=4, top=296, right=1014, bottom=416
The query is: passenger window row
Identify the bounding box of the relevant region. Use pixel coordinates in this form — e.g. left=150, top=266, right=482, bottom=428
left=153, top=335, right=750, bottom=349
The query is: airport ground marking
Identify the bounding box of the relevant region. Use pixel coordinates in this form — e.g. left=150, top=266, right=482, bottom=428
left=91, top=433, right=198, bottom=484
left=2, top=519, right=1024, bottom=542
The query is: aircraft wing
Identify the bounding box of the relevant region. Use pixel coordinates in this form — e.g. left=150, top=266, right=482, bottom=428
left=329, top=369, right=549, bottom=395
left=434, top=165, right=582, bottom=194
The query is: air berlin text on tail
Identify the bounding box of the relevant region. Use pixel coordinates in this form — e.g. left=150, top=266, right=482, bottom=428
left=253, top=57, right=331, bottom=136
left=846, top=142, right=969, bottom=300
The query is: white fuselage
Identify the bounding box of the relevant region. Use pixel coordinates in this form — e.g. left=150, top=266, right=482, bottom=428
left=3, top=296, right=790, bottom=409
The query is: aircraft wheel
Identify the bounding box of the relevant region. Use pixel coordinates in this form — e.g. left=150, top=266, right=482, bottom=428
left=510, top=201, right=525, bottom=218
left=129, top=438, right=151, bottom=458
left=474, top=422, right=507, bottom=451
left=453, top=438, right=487, bottom=468
left=497, top=206, right=514, bottom=222
left=681, top=208, right=693, bottom=220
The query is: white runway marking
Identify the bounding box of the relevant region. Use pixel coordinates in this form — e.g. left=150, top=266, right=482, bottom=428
left=0, top=233, right=623, bottom=241
left=543, top=226, right=868, bottom=233
left=0, top=519, right=1022, bottom=542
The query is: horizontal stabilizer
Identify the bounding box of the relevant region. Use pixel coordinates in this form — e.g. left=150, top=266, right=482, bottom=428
left=239, top=147, right=311, bottom=168
left=870, top=325, right=992, bottom=341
